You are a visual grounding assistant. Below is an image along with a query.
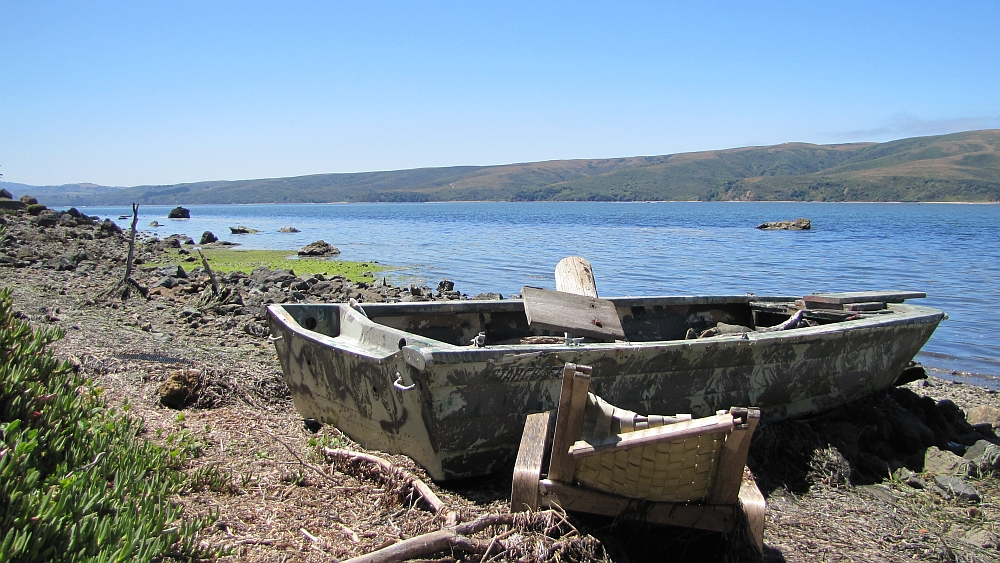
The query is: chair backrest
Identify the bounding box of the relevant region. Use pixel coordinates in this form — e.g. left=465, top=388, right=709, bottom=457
left=547, top=363, right=759, bottom=506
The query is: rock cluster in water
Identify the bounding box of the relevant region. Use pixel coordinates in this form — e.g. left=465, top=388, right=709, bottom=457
left=757, top=217, right=811, bottom=230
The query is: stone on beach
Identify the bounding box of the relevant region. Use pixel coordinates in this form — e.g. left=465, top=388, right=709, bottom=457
left=297, top=240, right=340, bottom=256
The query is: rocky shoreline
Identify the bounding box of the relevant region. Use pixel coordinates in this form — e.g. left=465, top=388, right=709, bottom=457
left=1, top=200, right=999, bottom=562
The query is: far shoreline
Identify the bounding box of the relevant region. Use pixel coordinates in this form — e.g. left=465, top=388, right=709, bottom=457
left=64, top=199, right=1000, bottom=208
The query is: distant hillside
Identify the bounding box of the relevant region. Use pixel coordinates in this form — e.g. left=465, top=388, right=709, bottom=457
left=6, top=130, right=999, bottom=205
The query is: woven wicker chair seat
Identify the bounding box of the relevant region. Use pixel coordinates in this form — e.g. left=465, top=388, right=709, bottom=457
left=574, top=393, right=723, bottom=503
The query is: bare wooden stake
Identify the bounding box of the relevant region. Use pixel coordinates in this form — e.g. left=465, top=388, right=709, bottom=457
left=123, top=203, right=139, bottom=286
left=196, top=248, right=220, bottom=295
left=101, top=202, right=147, bottom=301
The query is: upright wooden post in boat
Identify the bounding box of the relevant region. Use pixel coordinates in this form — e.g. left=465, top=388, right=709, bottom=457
left=555, top=256, right=599, bottom=298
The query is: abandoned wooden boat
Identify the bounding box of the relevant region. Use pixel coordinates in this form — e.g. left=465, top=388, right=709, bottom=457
left=267, top=291, right=944, bottom=481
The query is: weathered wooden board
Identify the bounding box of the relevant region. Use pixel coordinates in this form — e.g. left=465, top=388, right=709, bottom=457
left=554, top=256, right=599, bottom=298
left=804, top=291, right=925, bottom=305
left=844, top=301, right=888, bottom=311
left=521, top=286, right=626, bottom=341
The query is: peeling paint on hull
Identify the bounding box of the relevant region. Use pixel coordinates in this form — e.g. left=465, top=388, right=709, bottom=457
left=268, top=296, right=944, bottom=481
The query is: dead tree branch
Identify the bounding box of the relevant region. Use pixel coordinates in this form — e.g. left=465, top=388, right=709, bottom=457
left=340, top=514, right=518, bottom=563
left=323, top=448, right=444, bottom=514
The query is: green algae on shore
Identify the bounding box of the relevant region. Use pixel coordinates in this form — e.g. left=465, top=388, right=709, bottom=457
left=161, top=248, right=387, bottom=282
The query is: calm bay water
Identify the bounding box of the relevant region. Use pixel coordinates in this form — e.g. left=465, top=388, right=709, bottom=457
left=79, top=202, right=1000, bottom=386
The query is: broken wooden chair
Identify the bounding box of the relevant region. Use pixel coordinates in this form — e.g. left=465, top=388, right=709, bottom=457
left=511, top=363, right=765, bottom=552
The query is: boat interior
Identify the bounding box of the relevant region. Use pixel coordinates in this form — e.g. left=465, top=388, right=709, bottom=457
left=277, top=294, right=891, bottom=347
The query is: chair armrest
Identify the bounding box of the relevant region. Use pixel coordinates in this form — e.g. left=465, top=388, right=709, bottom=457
left=568, top=412, right=735, bottom=458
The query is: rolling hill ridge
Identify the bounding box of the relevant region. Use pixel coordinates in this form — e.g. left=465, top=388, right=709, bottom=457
left=6, top=130, right=999, bottom=205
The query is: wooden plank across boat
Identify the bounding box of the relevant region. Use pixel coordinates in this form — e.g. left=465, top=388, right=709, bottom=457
left=267, top=291, right=944, bottom=481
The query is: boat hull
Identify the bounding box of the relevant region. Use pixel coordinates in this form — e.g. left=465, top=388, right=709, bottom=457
left=268, top=297, right=943, bottom=481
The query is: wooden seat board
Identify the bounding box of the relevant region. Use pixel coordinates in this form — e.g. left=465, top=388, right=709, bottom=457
left=522, top=286, right=626, bottom=342
left=804, top=290, right=925, bottom=304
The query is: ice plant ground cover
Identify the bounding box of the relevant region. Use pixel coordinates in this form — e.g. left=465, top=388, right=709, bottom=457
left=0, top=287, right=212, bottom=562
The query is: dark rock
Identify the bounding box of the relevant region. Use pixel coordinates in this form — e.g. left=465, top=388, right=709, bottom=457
left=58, top=213, right=78, bottom=227
left=437, top=279, right=455, bottom=292
left=472, top=292, right=503, bottom=300
left=32, top=210, right=60, bottom=227
left=972, top=423, right=997, bottom=439
left=44, top=256, right=76, bottom=271
left=97, top=219, right=122, bottom=237
left=64, top=208, right=95, bottom=225
left=278, top=226, right=300, bottom=233
left=159, top=265, right=187, bottom=278
left=963, top=440, right=1000, bottom=476
left=0, top=198, right=27, bottom=211
left=303, top=418, right=322, bottom=433
left=152, top=276, right=178, bottom=289
left=199, top=231, right=218, bottom=244
left=894, top=364, right=926, bottom=386
left=149, top=221, right=161, bottom=227
left=894, top=467, right=926, bottom=489
left=167, top=206, right=190, bottom=219
left=937, top=399, right=961, bottom=423
left=297, top=240, right=339, bottom=256
left=229, top=225, right=259, bottom=234
left=158, top=369, right=201, bottom=409
left=0, top=188, right=11, bottom=199
left=162, top=234, right=195, bottom=247
left=757, top=218, right=811, bottom=230
left=889, top=407, right=936, bottom=452
left=19, top=195, right=37, bottom=205
left=933, top=475, right=980, bottom=502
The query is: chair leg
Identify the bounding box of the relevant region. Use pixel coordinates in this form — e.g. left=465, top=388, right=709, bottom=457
left=737, top=474, right=766, bottom=553
left=512, top=411, right=556, bottom=512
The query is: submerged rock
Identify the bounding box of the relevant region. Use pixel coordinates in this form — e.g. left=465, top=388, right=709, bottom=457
left=278, top=226, right=300, bottom=233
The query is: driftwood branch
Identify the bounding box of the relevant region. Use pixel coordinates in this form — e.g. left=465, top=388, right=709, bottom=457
left=755, top=309, right=805, bottom=333
left=341, top=514, right=519, bottom=563
left=323, top=448, right=443, bottom=513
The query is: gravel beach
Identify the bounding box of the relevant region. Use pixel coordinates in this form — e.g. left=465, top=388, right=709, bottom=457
left=2, top=201, right=999, bottom=562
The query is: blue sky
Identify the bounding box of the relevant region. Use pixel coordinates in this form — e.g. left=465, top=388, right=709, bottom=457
left=1, top=1, right=998, bottom=186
